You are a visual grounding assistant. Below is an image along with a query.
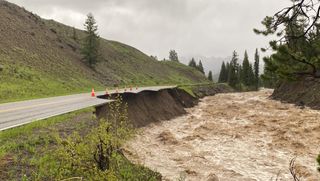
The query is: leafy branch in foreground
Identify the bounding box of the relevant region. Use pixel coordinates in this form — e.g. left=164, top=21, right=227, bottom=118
left=255, top=0, right=320, bottom=83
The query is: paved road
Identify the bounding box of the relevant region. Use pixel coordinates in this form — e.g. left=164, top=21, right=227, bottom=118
left=0, top=86, right=176, bottom=131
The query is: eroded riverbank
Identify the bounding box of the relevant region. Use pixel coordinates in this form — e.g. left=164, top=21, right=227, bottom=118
left=124, top=90, right=320, bottom=180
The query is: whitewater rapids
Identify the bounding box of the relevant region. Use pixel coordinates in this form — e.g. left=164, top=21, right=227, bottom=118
left=124, top=90, right=320, bottom=181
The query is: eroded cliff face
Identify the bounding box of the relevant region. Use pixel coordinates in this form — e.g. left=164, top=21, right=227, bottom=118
left=272, top=78, right=320, bottom=109
left=95, top=88, right=198, bottom=128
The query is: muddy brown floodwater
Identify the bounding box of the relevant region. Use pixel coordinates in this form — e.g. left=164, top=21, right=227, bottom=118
left=124, top=90, right=320, bottom=181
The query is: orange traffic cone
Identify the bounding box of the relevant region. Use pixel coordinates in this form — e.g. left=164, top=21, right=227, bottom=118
left=91, top=88, right=95, bottom=97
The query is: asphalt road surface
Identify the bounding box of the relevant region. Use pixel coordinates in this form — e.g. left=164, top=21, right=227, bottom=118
left=0, top=86, right=175, bottom=131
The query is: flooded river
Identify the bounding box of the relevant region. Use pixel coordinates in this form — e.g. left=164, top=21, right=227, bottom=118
left=124, top=90, right=320, bottom=180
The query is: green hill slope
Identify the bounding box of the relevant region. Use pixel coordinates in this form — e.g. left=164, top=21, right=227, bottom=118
left=0, top=1, right=209, bottom=103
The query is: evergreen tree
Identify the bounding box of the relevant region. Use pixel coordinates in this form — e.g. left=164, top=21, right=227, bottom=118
left=197, top=60, right=205, bottom=74
left=188, top=58, right=197, bottom=68
left=72, top=27, right=78, bottom=41
left=248, top=63, right=255, bottom=86
left=82, top=13, right=100, bottom=67
left=238, top=65, right=243, bottom=90
left=169, top=50, right=179, bottom=62
left=225, top=62, right=230, bottom=81
left=228, top=51, right=240, bottom=89
left=241, top=51, right=251, bottom=86
left=255, top=4, right=320, bottom=80
left=208, top=71, right=213, bottom=81
left=218, top=61, right=228, bottom=83
left=254, top=49, right=260, bottom=90
left=218, top=62, right=226, bottom=83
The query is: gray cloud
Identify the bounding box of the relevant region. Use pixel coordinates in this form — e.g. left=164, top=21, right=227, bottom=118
left=9, top=0, right=291, bottom=60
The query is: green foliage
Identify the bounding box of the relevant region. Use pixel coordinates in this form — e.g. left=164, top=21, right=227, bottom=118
left=188, top=58, right=197, bottom=68
left=218, top=61, right=228, bottom=83
left=254, top=49, right=260, bottom=90
left=208, top=71, right=213, bottom=81
left=256, top=2, right=320, bottom=86
left=197, top=60, right=205, bottom=74
left=169, top=49, right=179, bottom=62
left=0, top=99, right=161, bottom=180
left=82, top=13, right=100, bottom=67
left=241, top=51, right=252, bottom=86
left=228, top=51, right=240, bottom=89
left=0, top=5, right=210, bottom=103
left=54, top=97, right=161, bottom=180
left=219, top=50, right=260, bottom=91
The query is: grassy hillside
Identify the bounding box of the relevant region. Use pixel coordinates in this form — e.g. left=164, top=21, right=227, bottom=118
left=0, top=1, right=209, bottom=103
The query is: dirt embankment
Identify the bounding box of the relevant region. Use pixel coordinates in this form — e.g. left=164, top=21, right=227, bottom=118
left=96, top=85, right=231, bottom=127
left=96, top=88, right=196, bottom=127
left=272, top=78, right=320, bottom=109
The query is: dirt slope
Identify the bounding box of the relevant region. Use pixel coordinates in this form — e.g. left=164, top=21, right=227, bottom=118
left=0, top=1, right=208, bottom=102
left=272, top=78, right=320, bottom=109
left=125, top=90, right=320, bottom=180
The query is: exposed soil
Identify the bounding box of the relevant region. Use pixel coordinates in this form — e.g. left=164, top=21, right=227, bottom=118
left=273, top=78, right=320, bottom=109
left=96, top=89, right=198, bottom=128
left=124, top=90, right=320, bottom=180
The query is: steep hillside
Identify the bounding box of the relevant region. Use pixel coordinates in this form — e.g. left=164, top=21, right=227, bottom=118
left=0, top=1, right=208, bottom=103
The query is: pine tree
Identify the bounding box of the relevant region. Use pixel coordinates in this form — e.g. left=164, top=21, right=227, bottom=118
left=197, top=60, right=205, bottom=74
left=208, top=71, right=213, bottom=81
left=169, top=50, right=179, bottom=62
left=256, top=5, right=320, bottom=80
left=82, top=13, right=100, bottom=67
left=241, top=51, right=251, bottom=86
left=248, top=63, right=255, bottom=86
left=188, top=58, right=197, bottom=68
left=228, top=51, right=240, bottom=89
left=254, top=49, right=260, bottom=90
left=225, top=62, right=230, bottom=81
left=218, top=61, right=227, bottom=83
left=72, top=27, right=78, bottom=41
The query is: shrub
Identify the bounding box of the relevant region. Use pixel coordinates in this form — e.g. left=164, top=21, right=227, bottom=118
left=53, top=96, right=161, bottom=180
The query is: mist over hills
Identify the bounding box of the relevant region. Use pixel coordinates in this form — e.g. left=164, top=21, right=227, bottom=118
left=180, top=55, right=230, bottom=80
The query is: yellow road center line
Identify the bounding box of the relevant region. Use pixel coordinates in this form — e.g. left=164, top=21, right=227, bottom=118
left=0, top=97, right=90, bottom=113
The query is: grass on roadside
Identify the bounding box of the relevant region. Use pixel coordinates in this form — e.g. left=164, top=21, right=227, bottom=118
left=0, top=104, right=160, bottom=180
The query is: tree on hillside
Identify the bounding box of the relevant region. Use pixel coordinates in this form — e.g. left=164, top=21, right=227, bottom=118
left=197, top=60, right=205, bottom=74
left=150, top=55, right=158, bottom=61
left=188, top=58, right=197, bottom=68
left=241, top=51, right=251, bottom=86
left=218, top=61, right=228, bottom=83
left=254, top=0, right=320, bottom=80
left=226, top=62, right=230, bottom=80
left=72, top=27, right=78, bottom=41
left=248, top=63, right=255, bottom=86
left=254, top=49, right=260, bottom=90
left=82, top=13, right=100, bottom=67
left=228, top=51, right=240, bottom=89
left=208, top=71, right=213, bottom=81
left=169, top=50, right=179, bottom=62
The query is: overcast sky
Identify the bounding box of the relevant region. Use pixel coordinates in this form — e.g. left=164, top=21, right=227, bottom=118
left=9, top=0, right=291, bottom=60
